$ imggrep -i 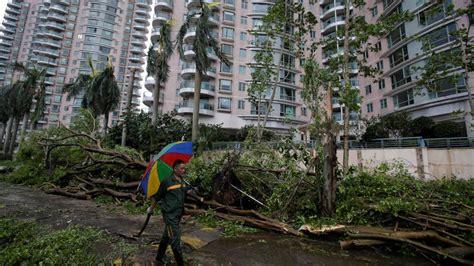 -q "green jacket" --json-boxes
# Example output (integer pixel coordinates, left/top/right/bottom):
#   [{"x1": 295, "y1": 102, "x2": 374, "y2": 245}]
[{"x1": 152, "y1": 176, "x2": 189, "y2": 219}]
